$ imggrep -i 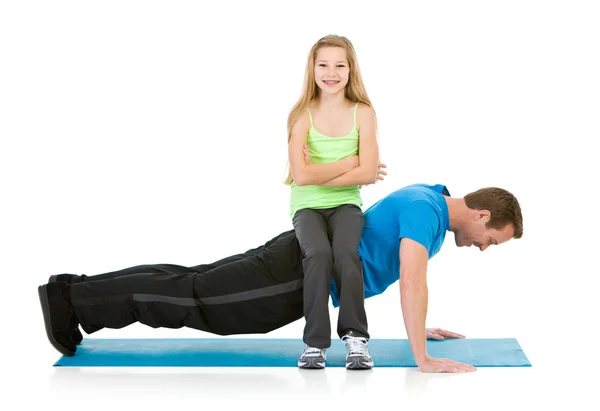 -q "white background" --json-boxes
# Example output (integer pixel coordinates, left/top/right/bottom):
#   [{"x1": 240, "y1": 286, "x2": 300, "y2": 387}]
[{"x1": 1, "y1": 1, "x2": 598, "y2": 410}]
